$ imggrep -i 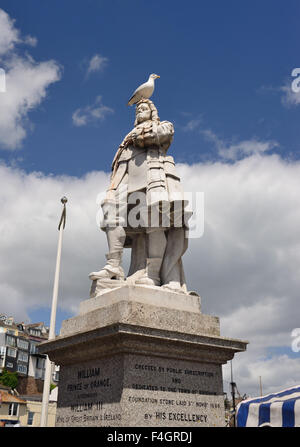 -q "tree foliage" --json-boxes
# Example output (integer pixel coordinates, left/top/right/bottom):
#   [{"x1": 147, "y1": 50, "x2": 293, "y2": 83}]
[{"x1": 0, "y1": 368, "x2": 18, "y2": 389}]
